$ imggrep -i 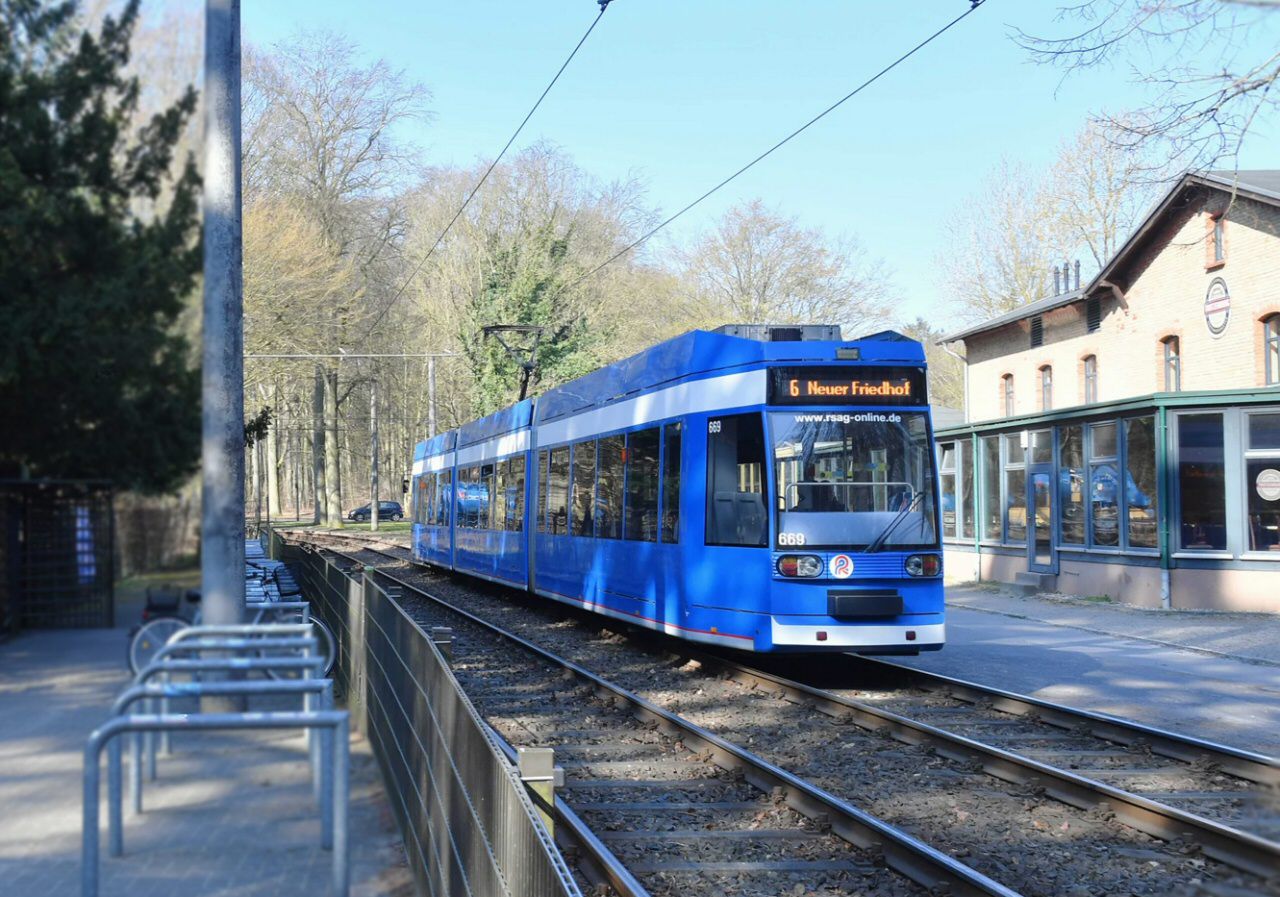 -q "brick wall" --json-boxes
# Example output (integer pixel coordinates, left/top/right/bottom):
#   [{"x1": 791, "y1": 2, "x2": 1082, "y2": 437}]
[{"x1": 963, "y1": 191, "x2": 1280, "y2": 422}]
